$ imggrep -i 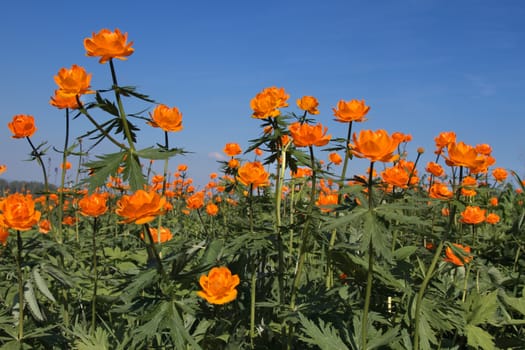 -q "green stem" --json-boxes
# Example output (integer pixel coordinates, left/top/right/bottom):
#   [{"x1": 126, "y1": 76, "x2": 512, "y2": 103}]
[
  {"x1": 15, "y1": 230, "x2": 24, "y2": 342},
  {"x1": 361, "y1": 161, "x2": 376, "y2": 350},
  {"x1": 91, "y1": 217, "x2": 98, "y2": 334},
  {"x1": 25, "y1": 137, "x2": 49, "y2": 195},
  {"x1": 57, "y1": 108, "x2": 71, "y2": 244},
  {"x1": 248, "y1": 185, "x2": 256, "y2": 347},
  {"x1": 109, "y1": 59, "x2": 136, "y2": 153},
  {"x1": 143, "y1": 223, "x2": 165, "y2": 276}
]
